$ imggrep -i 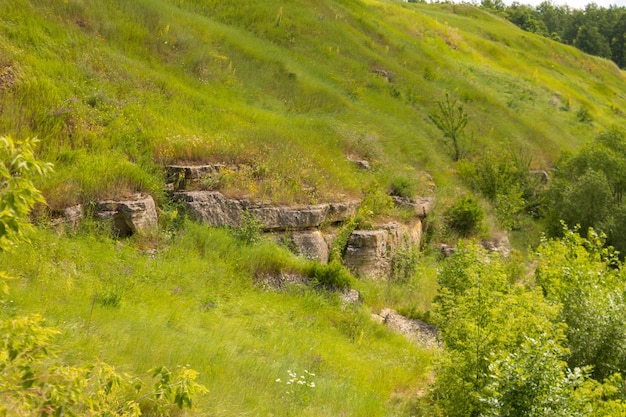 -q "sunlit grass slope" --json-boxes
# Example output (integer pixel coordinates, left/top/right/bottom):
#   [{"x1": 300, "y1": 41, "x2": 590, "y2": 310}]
[
  {"x1": 2, "y1": 1, "x2": 625, "y2": 415},
  {"x1": 1, "y1": 0, "x2": 624, "y2": 207},
  {"x1": 1, "y1": 224, "x2": 435, "y2": 416}
]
